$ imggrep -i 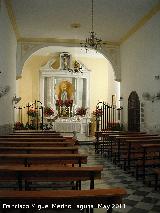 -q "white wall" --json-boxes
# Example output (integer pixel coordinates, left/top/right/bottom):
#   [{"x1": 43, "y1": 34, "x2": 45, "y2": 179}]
[
  {"x1": 107, "y1": 61, "x2": 120, "y2": 106},
  {"x1": 120, "y1": 12, "x2": 160, "y2": 132},
  {"x1": 0, "y1": 0, "x2": 17, "y2": 132}
]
